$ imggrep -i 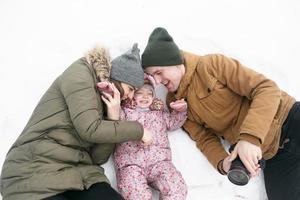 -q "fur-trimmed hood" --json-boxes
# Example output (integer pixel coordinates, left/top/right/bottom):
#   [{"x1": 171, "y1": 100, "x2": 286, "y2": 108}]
[{"x1": 85, "y1": 46, "x2": 111, "y2": 82}]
